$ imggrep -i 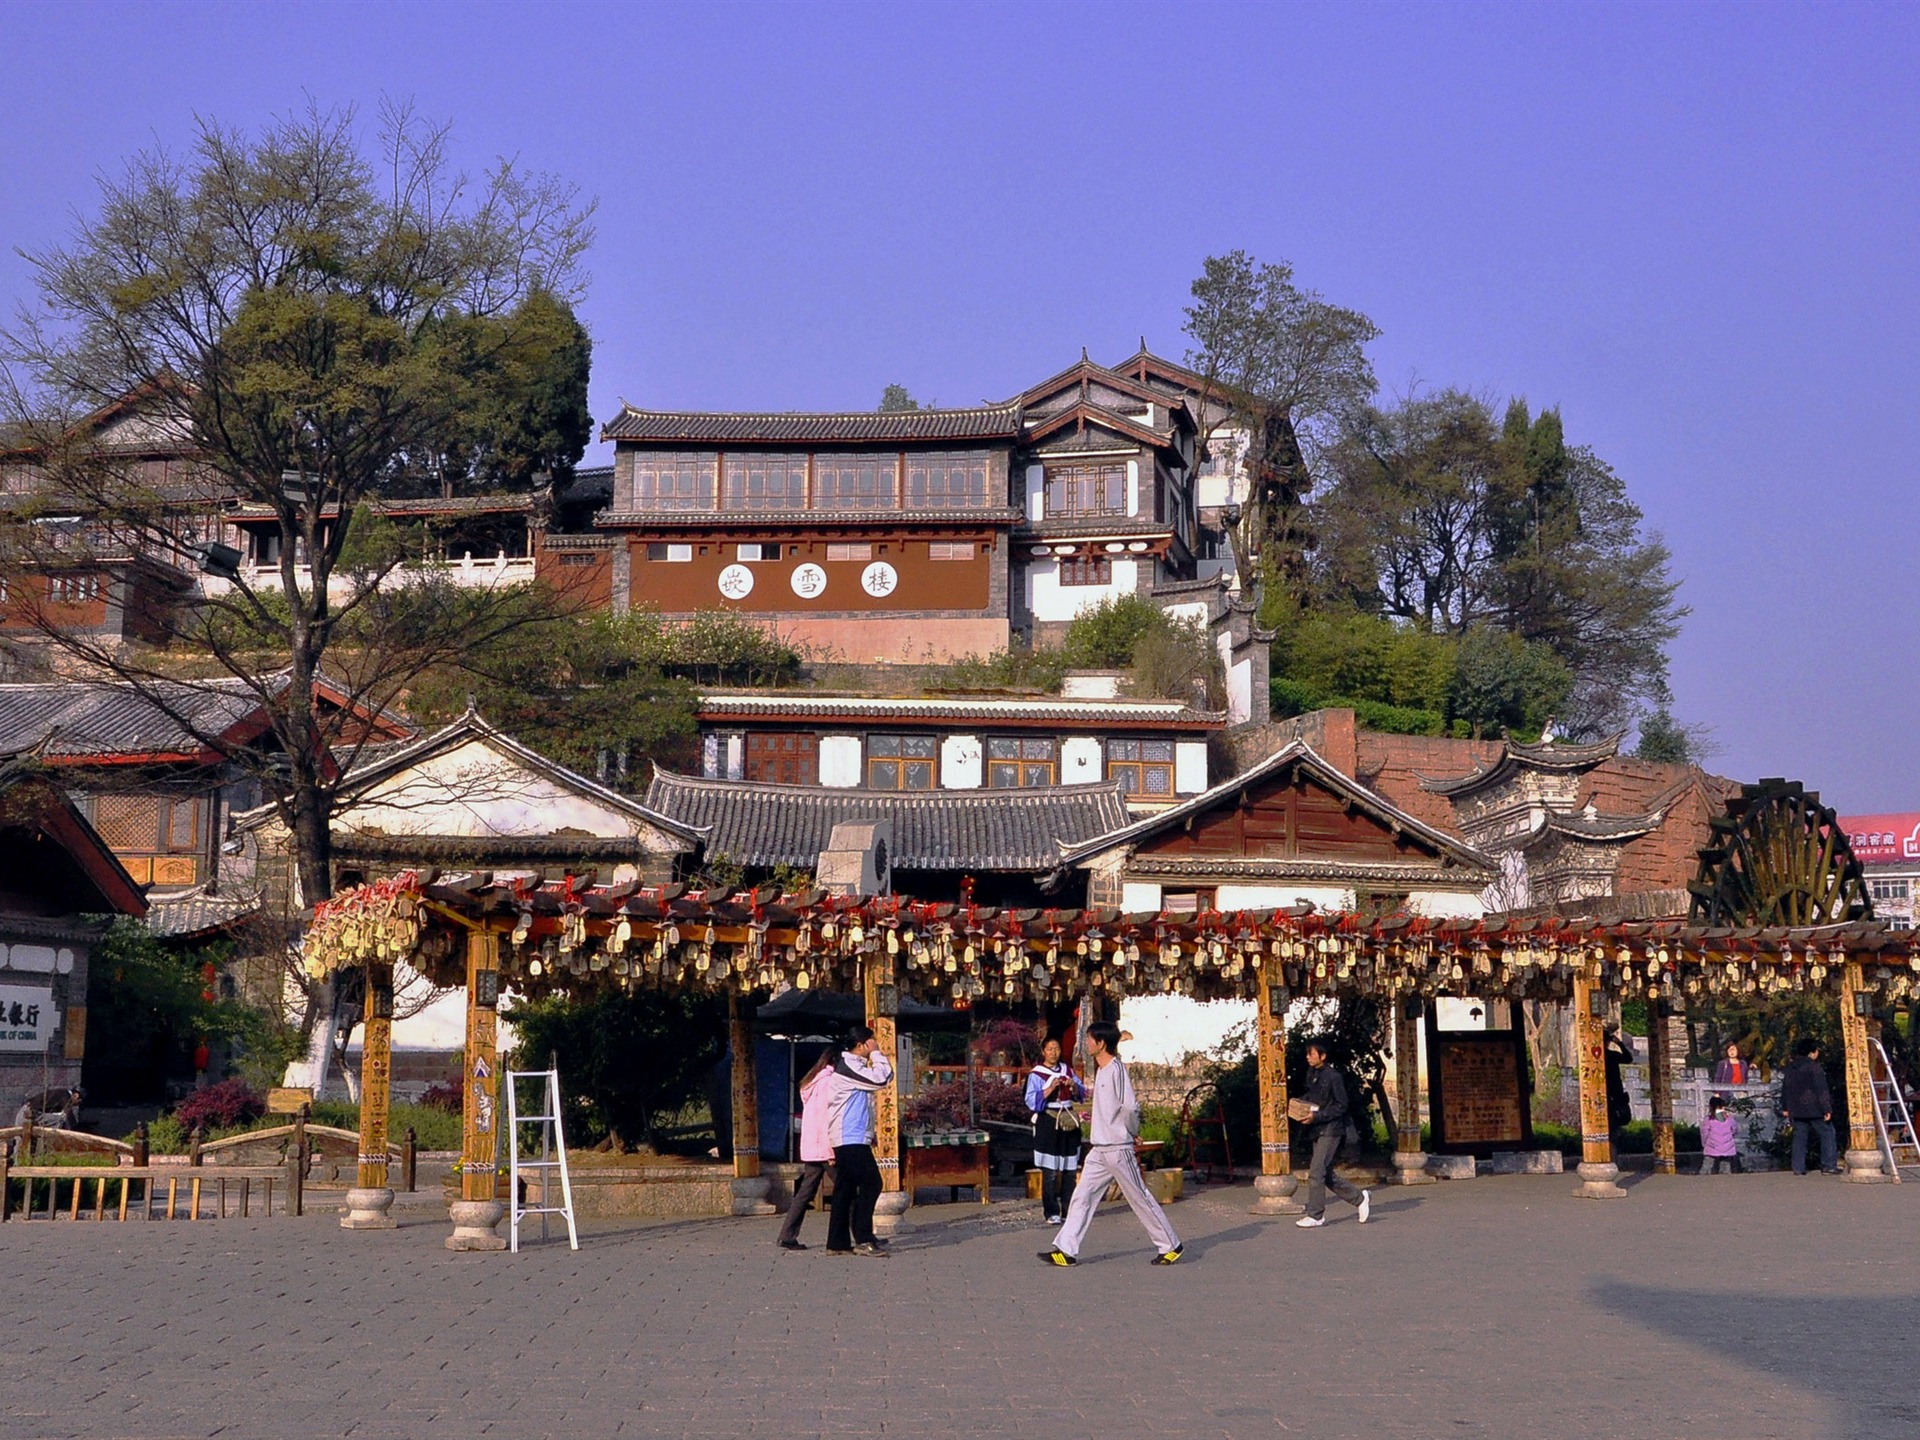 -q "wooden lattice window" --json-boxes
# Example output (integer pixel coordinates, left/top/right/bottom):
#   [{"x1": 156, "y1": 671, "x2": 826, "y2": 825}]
[
  {"x1": 1058, "y1": 555, "x2": 1112, "y2": 586},
  {"x1": 746, "y1": 732, "x2": 817, "y2": 785},
  {"x1": 867, "y1": 735, "x2": 936, "y2": 790},
  {"x1": 1044, "y1": 463, "x2": 1126, "y2": 518},
  {"x1": 987, "y1": 736, "x2": 1054, "y2": 788},
  {"x1": 1107, "y1": 738, "x2": 1174, "y2": 797}
]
